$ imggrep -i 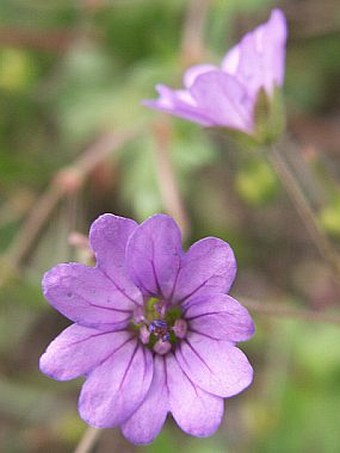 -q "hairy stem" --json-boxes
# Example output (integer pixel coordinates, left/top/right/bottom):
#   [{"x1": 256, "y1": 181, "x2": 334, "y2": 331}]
[
  {"x1": 152, "y1": 120, "x2": 190, "y2": 238},
  {"x1": 268, "y1": 143, "x2": 340, "y2": 276}
]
